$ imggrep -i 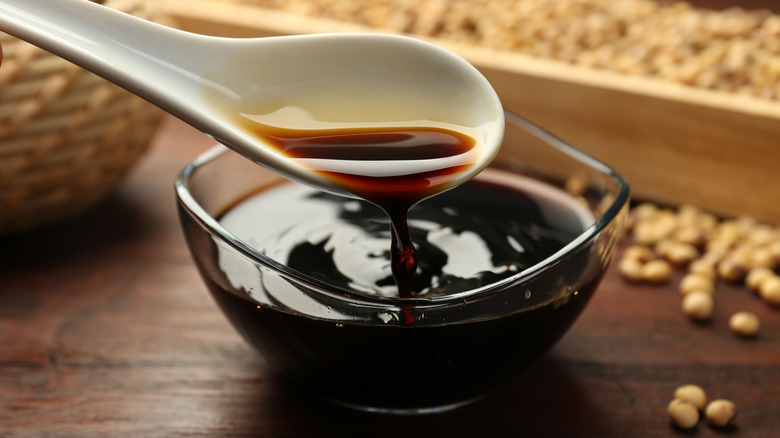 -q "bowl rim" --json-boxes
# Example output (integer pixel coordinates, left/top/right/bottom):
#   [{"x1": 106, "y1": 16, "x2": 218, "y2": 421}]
[{"x1": 175, "y1": 111, "x2": 629, "y2": 307}]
